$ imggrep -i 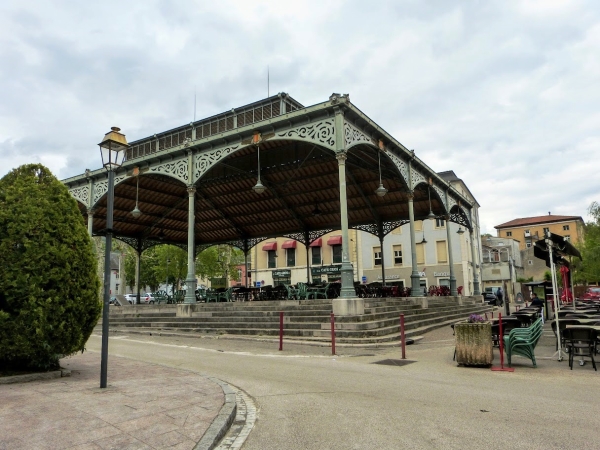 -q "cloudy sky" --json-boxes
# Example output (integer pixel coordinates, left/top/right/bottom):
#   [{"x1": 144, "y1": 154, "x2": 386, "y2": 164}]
[{"x1": 1, "y1": 0, "x2": 598, "y2": 234}]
